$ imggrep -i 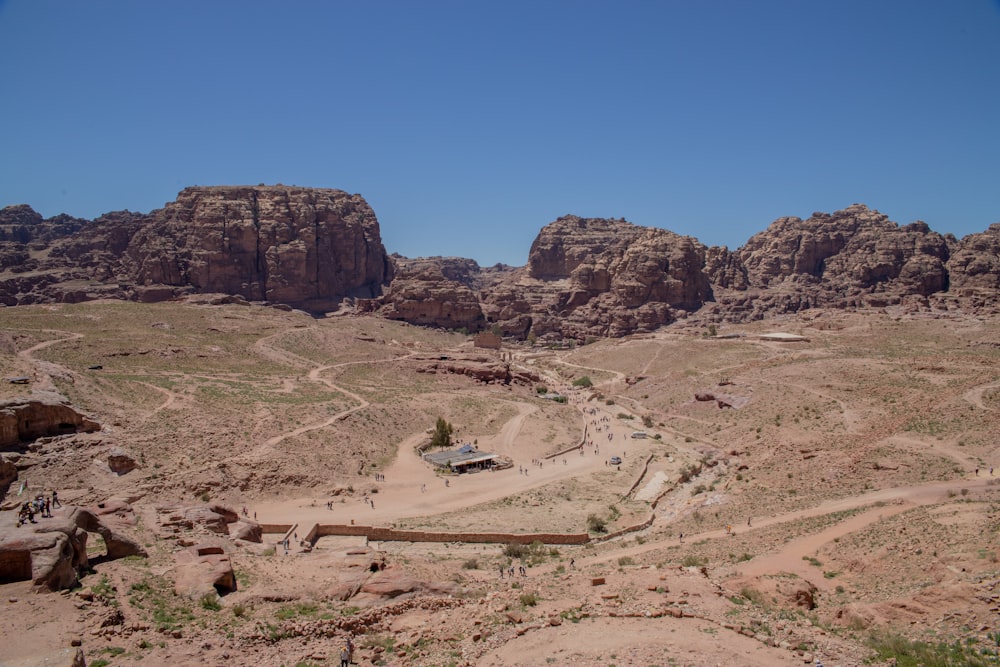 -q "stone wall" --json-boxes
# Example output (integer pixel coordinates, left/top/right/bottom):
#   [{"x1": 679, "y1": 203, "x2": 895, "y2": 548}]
[{"x1": 267, "y1": 523, "x2": 591, "y2": 546}]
